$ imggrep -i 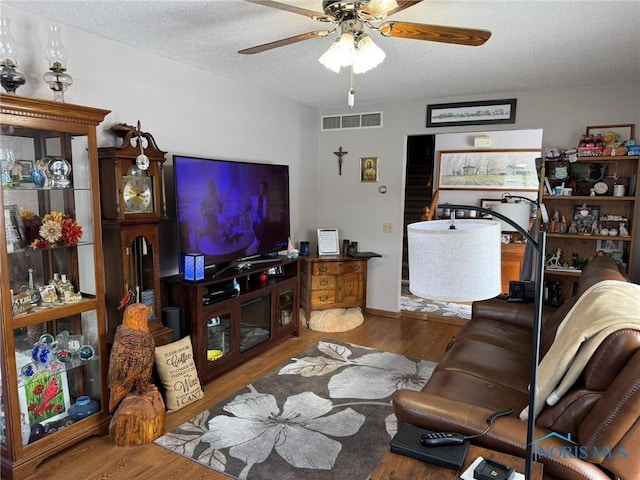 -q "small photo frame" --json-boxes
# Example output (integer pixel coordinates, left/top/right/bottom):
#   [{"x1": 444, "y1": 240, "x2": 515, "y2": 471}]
[
  {"x1": 17, "y1": 160, "x2": 34, "y2": 179},
  {"x1": 360, "y1": 157, "x2": 378, "y2": 182},
  {"x1": 317, "y1": 228, "x2": 339, "y2": 256},
  {"x1": 480, "y1": 198, "x2": 503, "y2": 217},
  {"x1": 19, "y1": 369, "x2": 71, "y2": 427},
  {"x1": 596, "y1": 239, "x2": 623, "y2": 254},
  {"x1": 4, "y1": 204, "x2": 25, "y2": 251},
  {"x1": 572, "y1": 204, "x2": 600, "y2": 232}
]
